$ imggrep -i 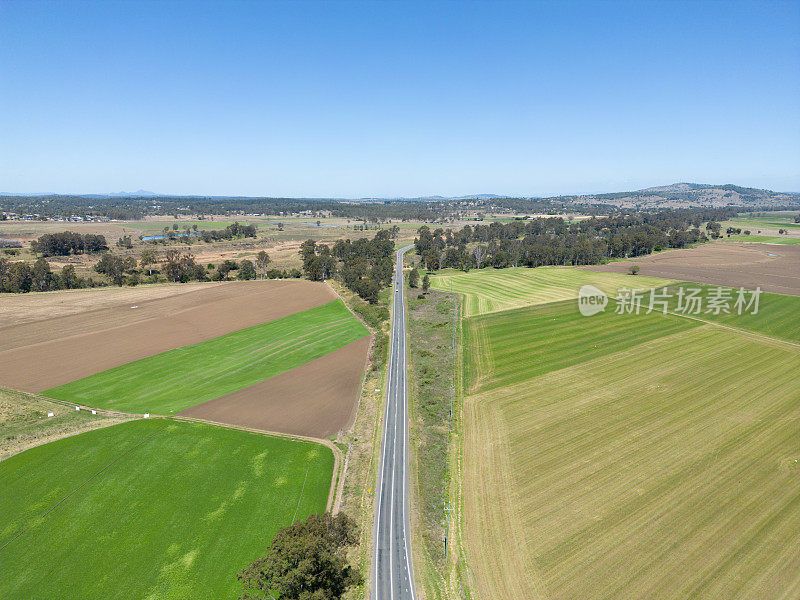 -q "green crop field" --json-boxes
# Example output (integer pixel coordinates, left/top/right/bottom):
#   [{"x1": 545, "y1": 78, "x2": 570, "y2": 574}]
[
  {"x1": 722, "y1": 235, "x2": 800, "y2": 244},
  {"x1": 459, "y1": 267, "x2": 800, "y2": 600},
  {"x1": 44, "y1": 300, "x2": 369, "y2": 413},
  {"x1": 430, "y1": 267, "x2": 675, "y2": 317},
  {"x1": 0, "y1": 418, "x2": 333, "y2": 600},
  {"x1": 723, "y1": 215, "x2": 800, "y2": 231}
]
